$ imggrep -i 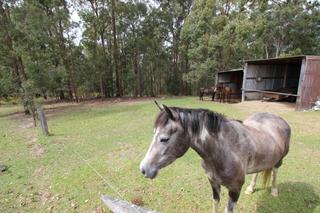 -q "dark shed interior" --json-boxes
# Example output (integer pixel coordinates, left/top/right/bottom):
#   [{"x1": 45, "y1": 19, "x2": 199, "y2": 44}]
[
  {"x1": 216, "y1": 69, "x2": 243, "y2": 98},
  {"x1": 243, "y1": 57, "x2": 303, "y2": 101}
]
